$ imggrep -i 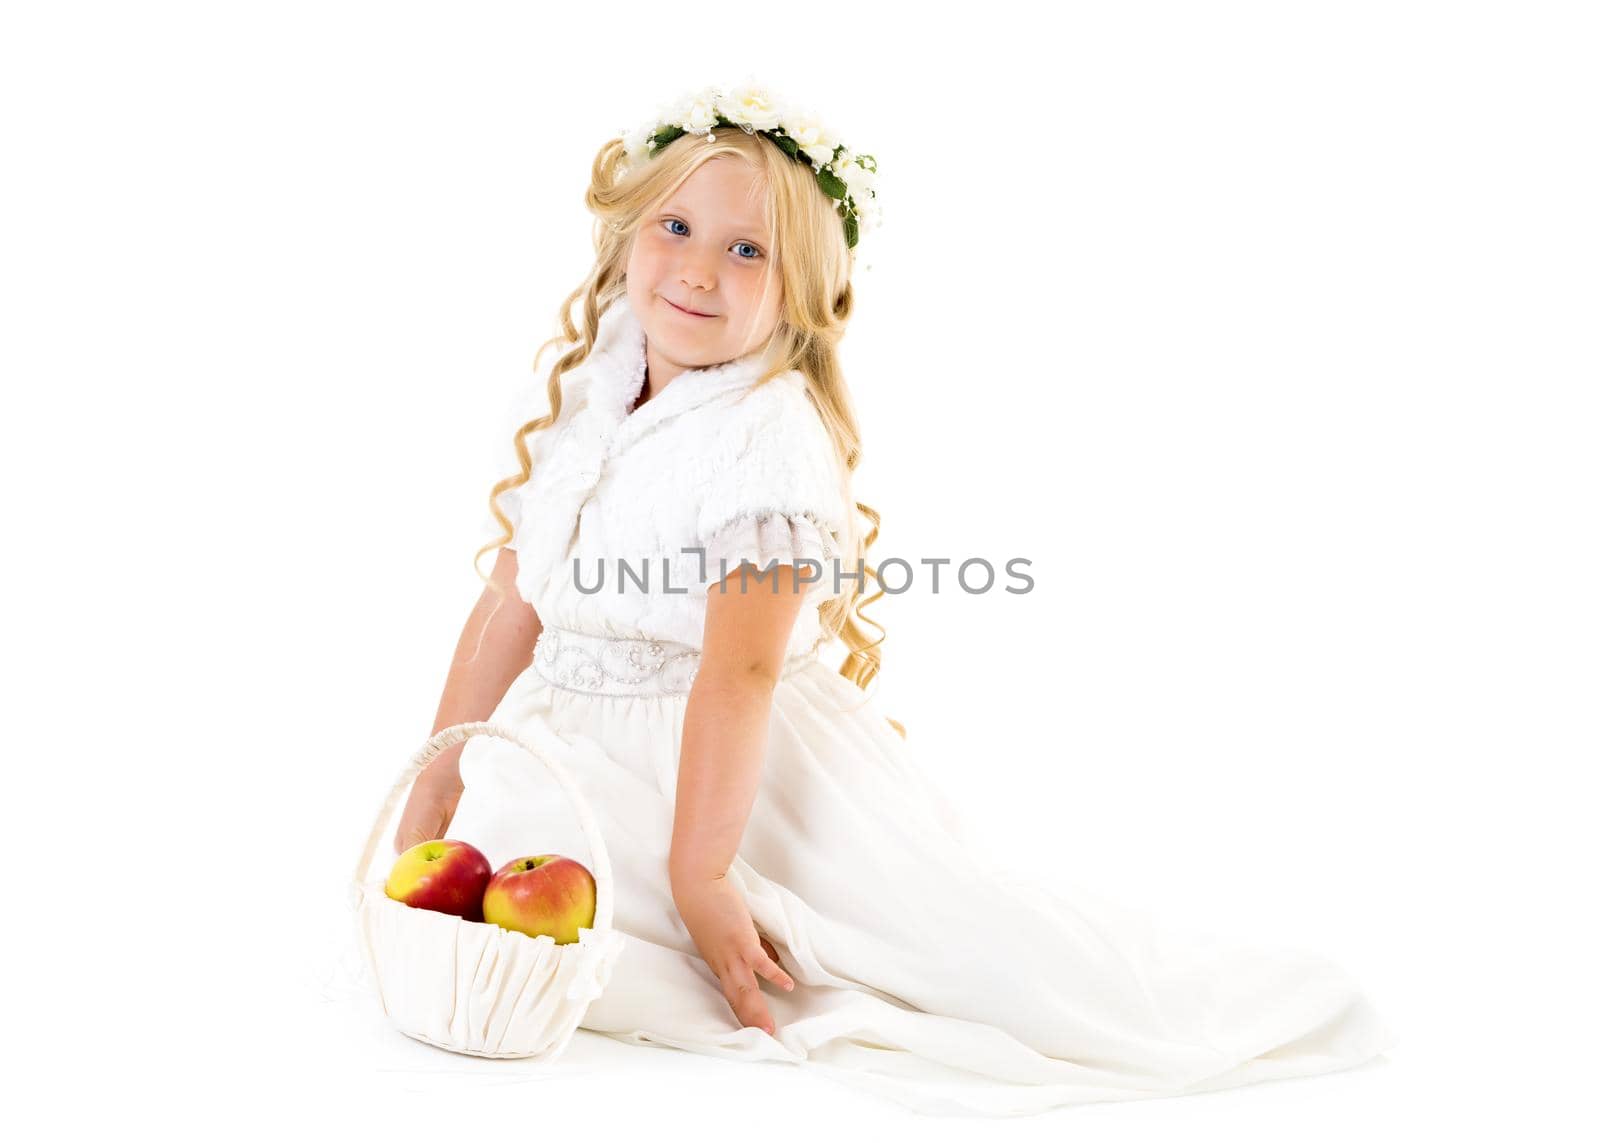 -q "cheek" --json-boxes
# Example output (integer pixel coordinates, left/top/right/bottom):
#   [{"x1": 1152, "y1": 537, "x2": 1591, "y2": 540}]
[
  {"x1": 742, "y1": 275, "x2": 782, "y2": 321},
  {"x1": 624, "y1": 239, "x2": 650, "y2": 275},
  {"x1": 627, "y1": 231, "x2": 669, "y2": 272}
]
